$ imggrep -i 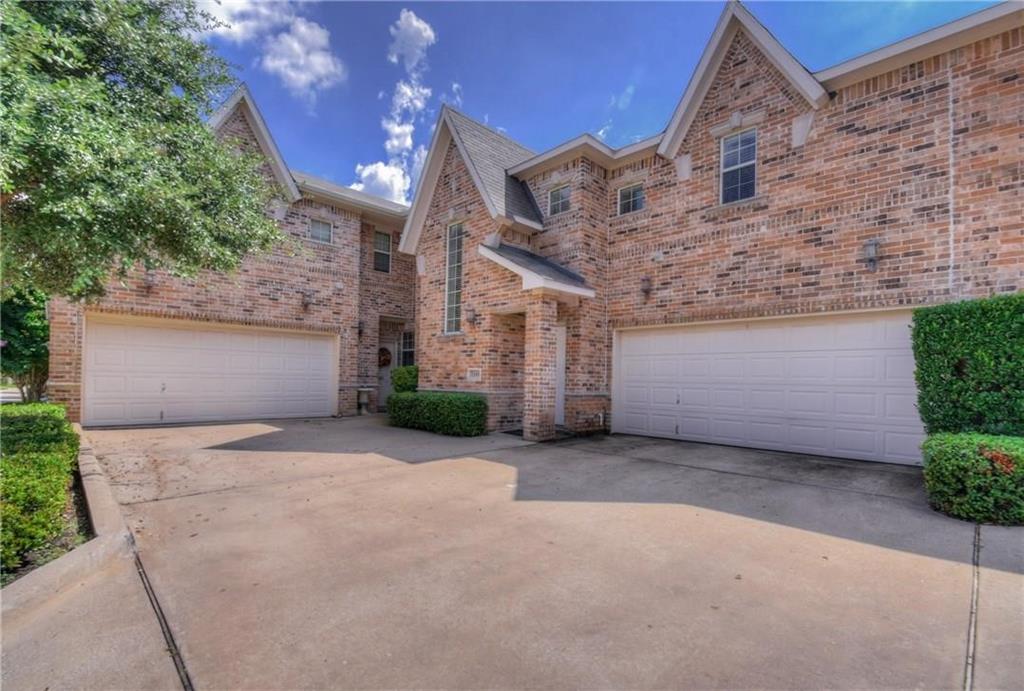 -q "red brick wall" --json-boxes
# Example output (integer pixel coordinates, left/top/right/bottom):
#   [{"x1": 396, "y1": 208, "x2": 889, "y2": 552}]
[
  {"x1": 48, "y1": 102, "x2": 414, "y2": 422},
  {"x1": 415, "y1": 24, "x2": 1022, "y2": 438},
  {"x1": 358, "y1": 221, "x2": 416, "y2": 411}
]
